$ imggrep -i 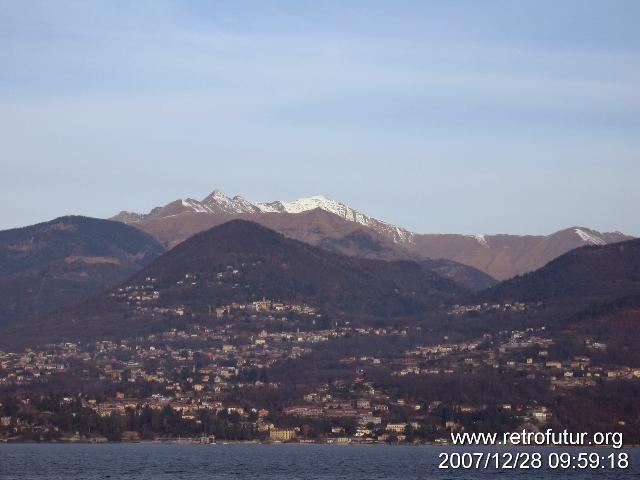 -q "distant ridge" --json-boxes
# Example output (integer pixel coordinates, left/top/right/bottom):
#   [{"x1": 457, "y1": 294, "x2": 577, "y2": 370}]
[
  {"x1": 113, "y1": 190, "x2": 412, "y2": 244},
  {"x1": 478, "y1": 238, "x2": 640, "y2": 312},
  {"x1": 111, "y1": 189, "x2": 633, "y2": 280}
]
